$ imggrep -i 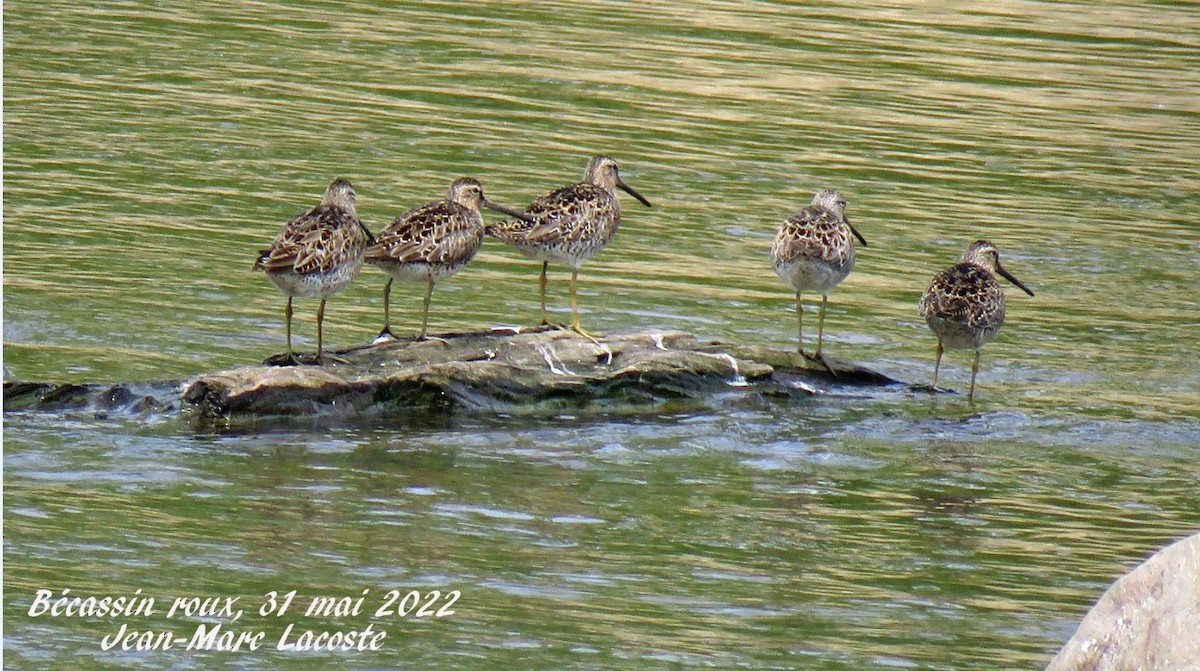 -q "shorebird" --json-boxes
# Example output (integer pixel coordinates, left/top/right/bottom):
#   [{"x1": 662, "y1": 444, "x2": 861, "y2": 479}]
[
  {"x1": 366, "y1": 177, "x2": 531, "y2": 340},
  {"x1": 918, "y1": 239, "x2": 1035, "y2": 401},
  {"x1": 254, "y1": 177, "x2": 373, "y2": 365},
  {"x1": 485, "y1": 155, "x2": 652, "y2": 335},
  {"x1": 770, "y1": 188, "x2": 868, "y2": 359}
]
